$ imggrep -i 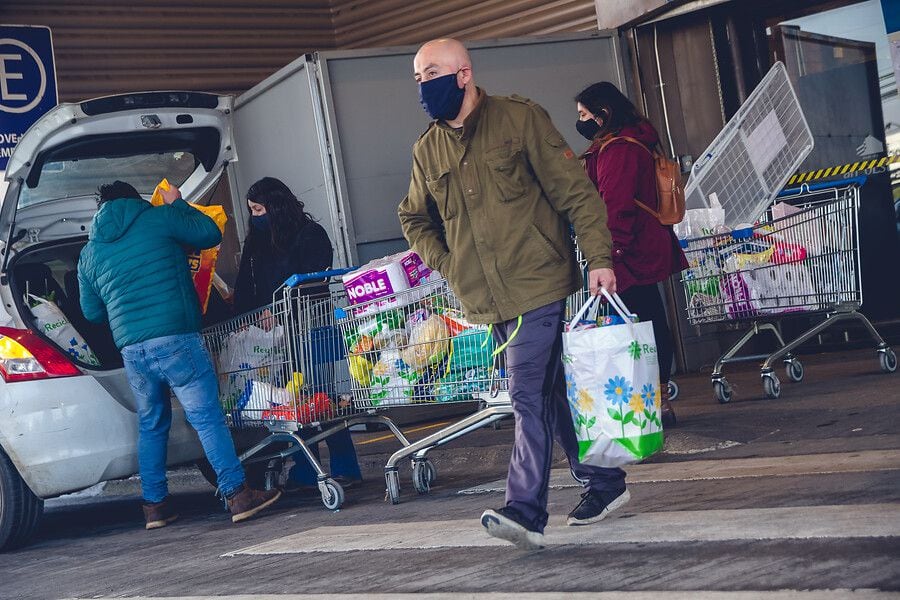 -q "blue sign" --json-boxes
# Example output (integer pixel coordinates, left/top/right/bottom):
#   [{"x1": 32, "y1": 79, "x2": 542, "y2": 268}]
[
  {"x1": 883, "y1": 0, "x2": 900, "y2": 34},
  {"x1": 0, "y1": 25, "x2": 58, "y2": 171}
]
